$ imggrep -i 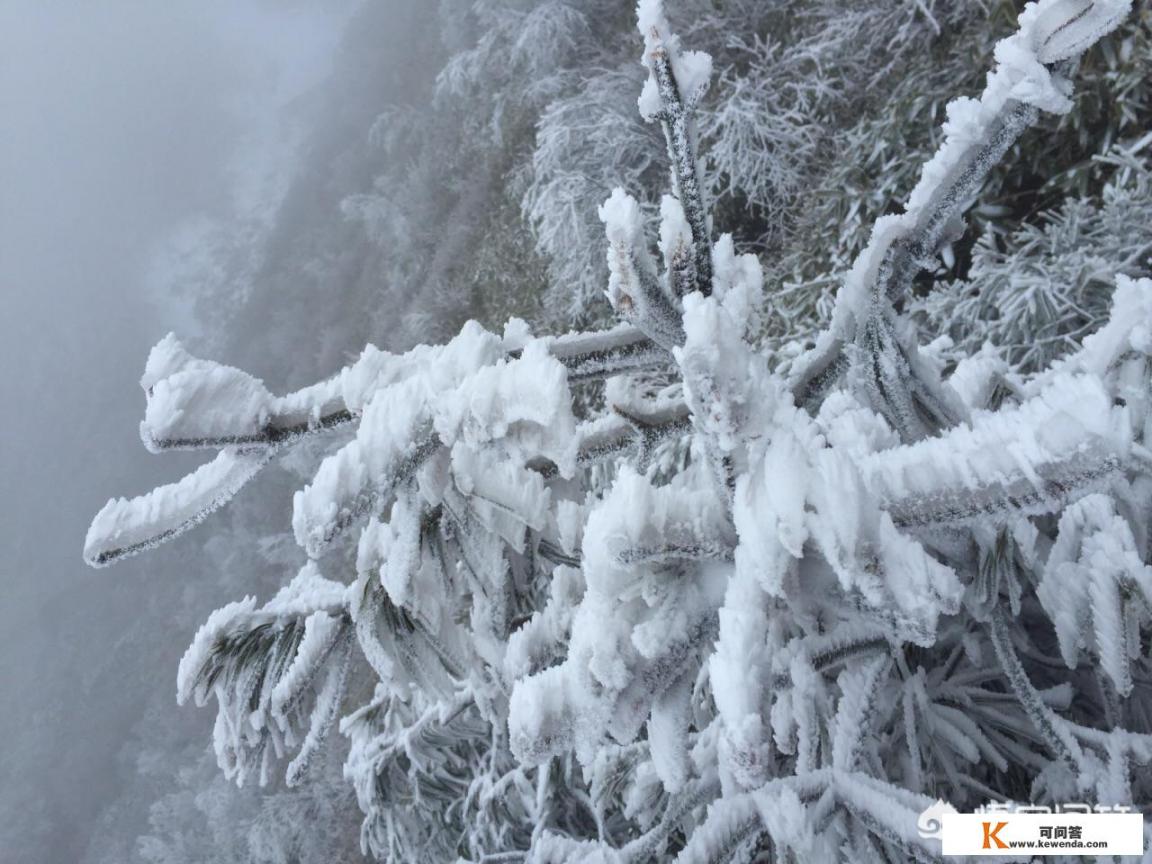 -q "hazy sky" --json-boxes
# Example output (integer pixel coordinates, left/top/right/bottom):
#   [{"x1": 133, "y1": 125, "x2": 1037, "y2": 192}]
[{"x1": 0, "y1": 2, "x2": 353, "y2": 859}]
